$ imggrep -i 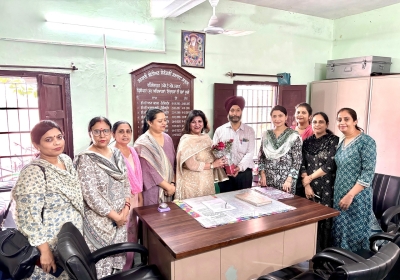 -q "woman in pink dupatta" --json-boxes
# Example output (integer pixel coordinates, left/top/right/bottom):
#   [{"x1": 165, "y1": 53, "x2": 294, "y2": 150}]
[
  {"x1": 291, "y1": 102, "x2": 313, "y2": 141},
  {"x1": 112, "y1": 121, "x2": 143, "y2": 270}
]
